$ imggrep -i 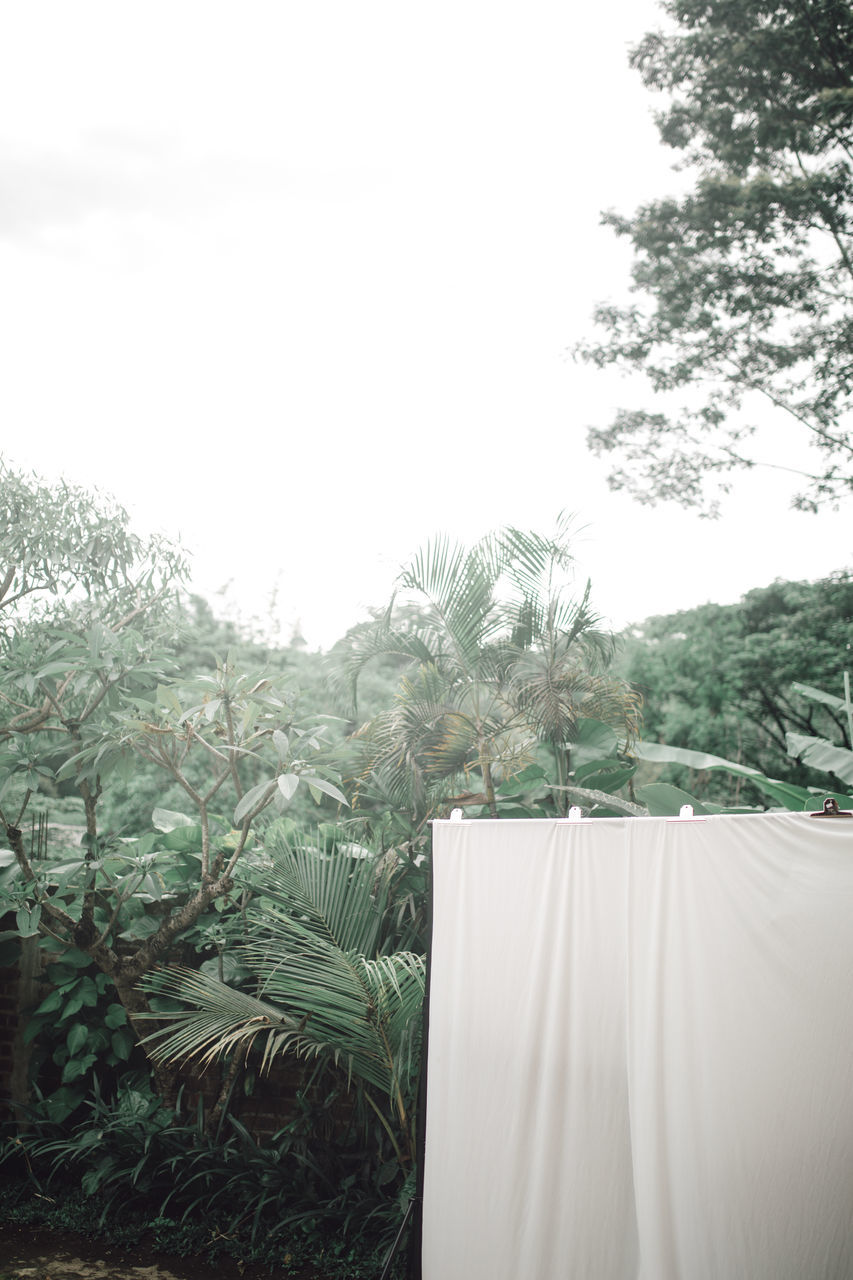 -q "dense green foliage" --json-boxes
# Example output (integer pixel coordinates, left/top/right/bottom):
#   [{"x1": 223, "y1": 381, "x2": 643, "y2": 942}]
[
  {"x1": 0, "y1": 462, "x2": 350, "y2": 1117},
  {"x1": 333, "y1": 519, "x2": 640, "y2": 829},
  {"x1": 2, "y1": 459, "x2": 853, "y2": 1277},
  {"x1": 620, "y1": 572, "x2": 853, "y2": 803},
  {"x1": 576, "y1": 0, "x2": 853, "y2": 512}
]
